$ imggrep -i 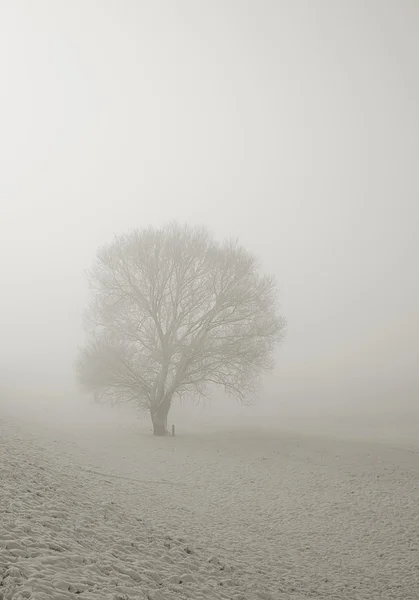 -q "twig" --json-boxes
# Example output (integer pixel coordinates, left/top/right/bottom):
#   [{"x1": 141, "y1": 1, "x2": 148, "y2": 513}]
[{"x1": 79, "y1": 466, "x2": 182, "y2": 487}]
